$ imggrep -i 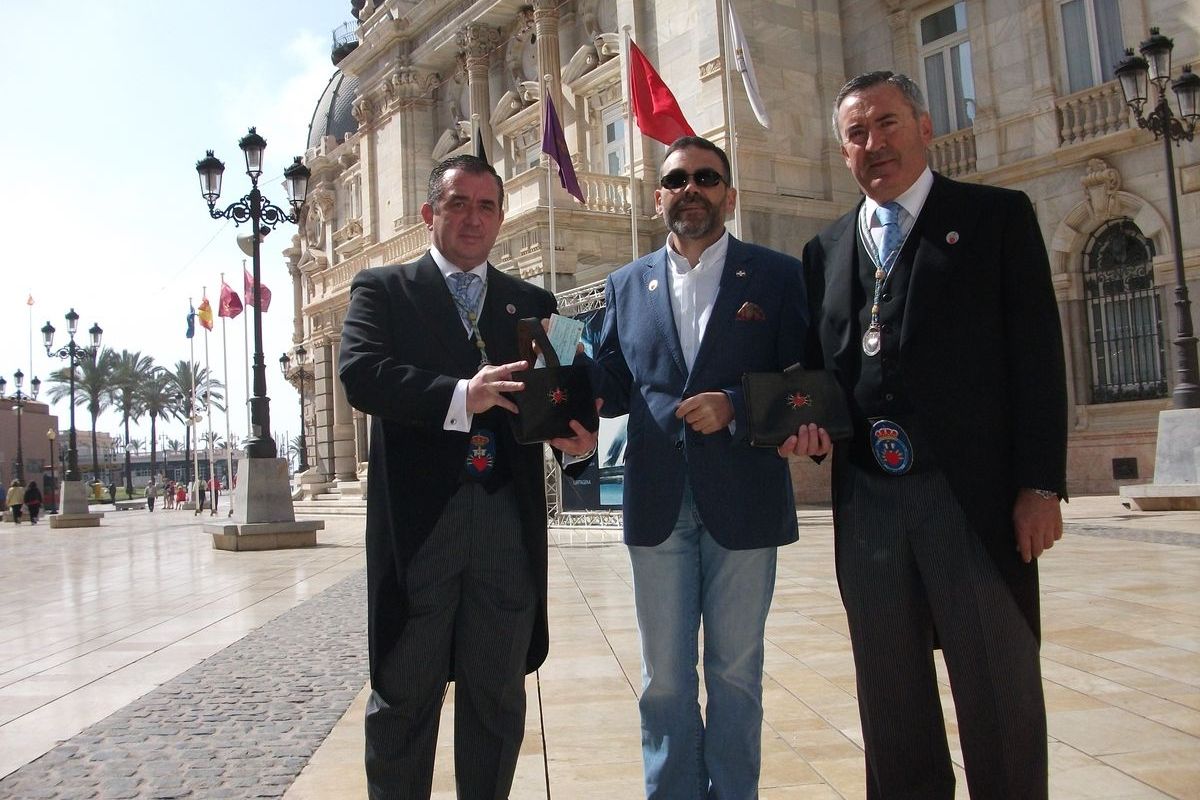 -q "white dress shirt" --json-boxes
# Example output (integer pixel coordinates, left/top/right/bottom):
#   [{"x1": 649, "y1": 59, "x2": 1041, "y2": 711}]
[
  {"x1": 666, "y1": 231, "x2": 729, "y2": 371},
  {"x1": 858, "y1": 167, "x2": 934, "y2": 263}
]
